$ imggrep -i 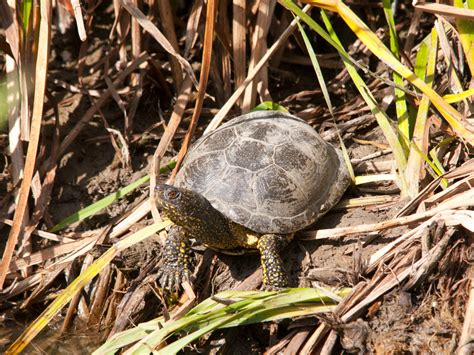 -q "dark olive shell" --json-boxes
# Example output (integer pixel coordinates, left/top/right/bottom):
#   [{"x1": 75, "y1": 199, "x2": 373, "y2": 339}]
[{"x1": 175, "y1": 111, "x2": 350, "y2": 234}]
